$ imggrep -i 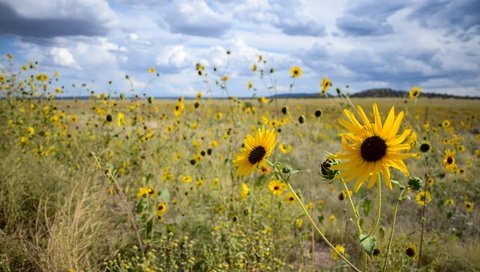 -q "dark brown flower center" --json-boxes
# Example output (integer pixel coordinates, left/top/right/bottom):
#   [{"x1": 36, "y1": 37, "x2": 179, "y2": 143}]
[
  {"x1": 405, "y1": 247, "x2": 415, "y2": 257},
  {"x1": 274, "y1": 185, "x2": 279, "y2": 190},
  {"x1": 447, "y1": 157, "x2": 453, "y2": 164},
  {"x1": 248, "y1": 146, "x2": 266, "y2": 164},
  {"x1": 361, "y1": 136, "x2": 387, "y2": 162}
]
